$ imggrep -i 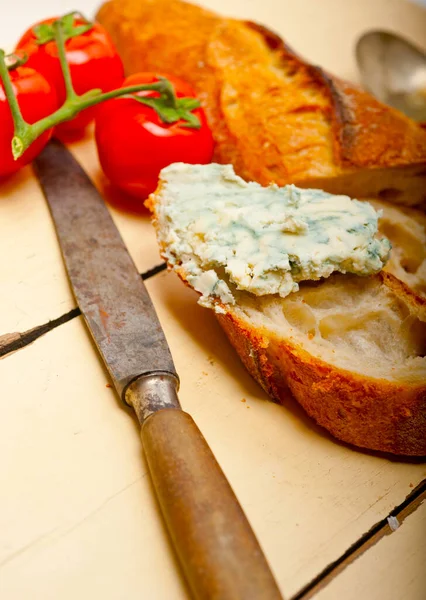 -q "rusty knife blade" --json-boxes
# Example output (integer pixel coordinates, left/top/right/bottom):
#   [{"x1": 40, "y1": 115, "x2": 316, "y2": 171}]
[{"x1": 33, "y1": 139, "x2": 176, "y2": 397}]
